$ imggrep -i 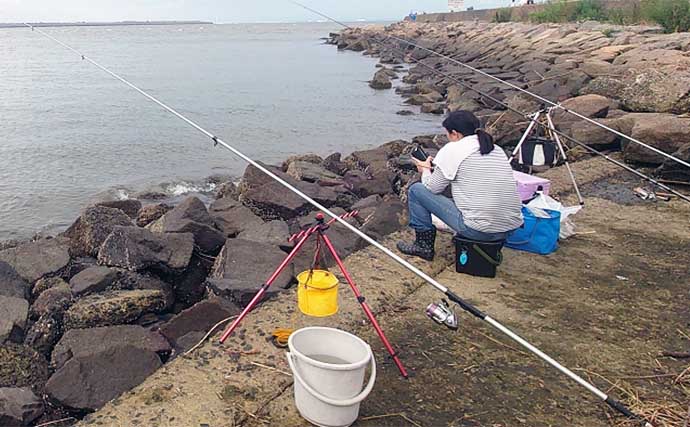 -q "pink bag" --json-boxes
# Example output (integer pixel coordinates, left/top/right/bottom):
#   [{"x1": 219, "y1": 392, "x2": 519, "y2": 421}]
[{"x1": 513, "y1": 171, "x2": 551, "y2": 202}]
